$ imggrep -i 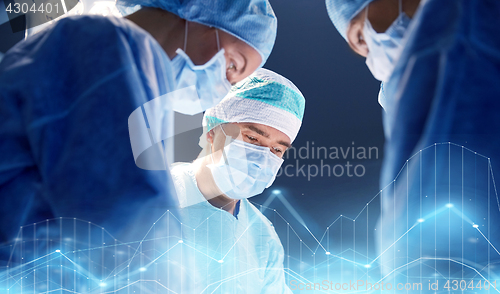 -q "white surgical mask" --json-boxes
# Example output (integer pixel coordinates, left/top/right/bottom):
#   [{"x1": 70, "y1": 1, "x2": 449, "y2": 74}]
[
  {"x1": 378, "y1": 82, "x2": 387, "y2": 109},
  {"x1": 363, "y1": 0, "x2": 411, "y2": 82},
  {"x1": 169, "y1": 21, "x2": 232, "y2": 115},
  {"x1": 207, "y1": 125, "x2": 284, "y2": 199}
]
